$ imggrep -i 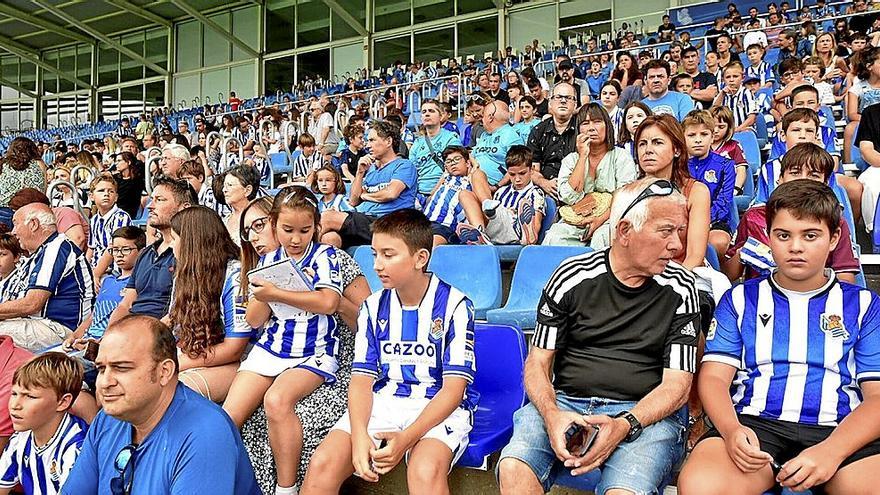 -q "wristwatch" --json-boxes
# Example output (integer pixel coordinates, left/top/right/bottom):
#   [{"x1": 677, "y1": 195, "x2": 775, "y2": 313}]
[{"x1": 614, "y1": 410, "x2": 643, "y2": 443}]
